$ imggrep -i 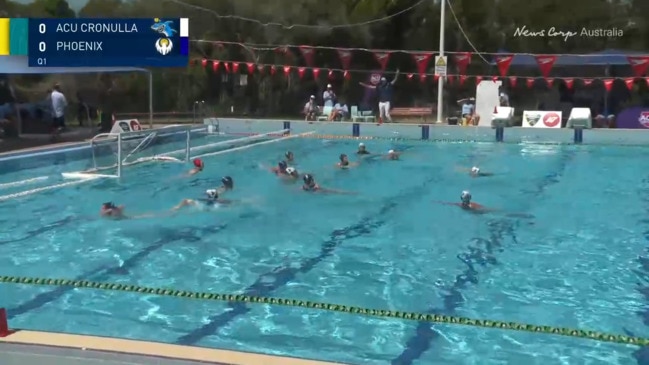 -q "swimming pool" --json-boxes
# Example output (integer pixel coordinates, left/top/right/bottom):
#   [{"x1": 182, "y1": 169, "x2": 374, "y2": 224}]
[{"x1": 0, "y1": 131, "x2": 648, "y2": 365}]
